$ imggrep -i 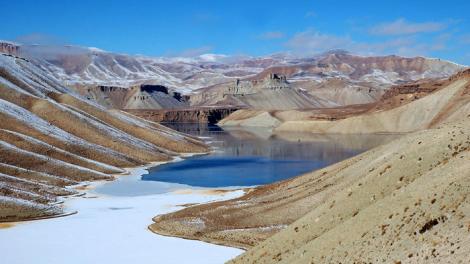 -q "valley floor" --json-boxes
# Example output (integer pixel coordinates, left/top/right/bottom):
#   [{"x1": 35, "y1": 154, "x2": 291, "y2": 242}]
[{"x1": 0, "y1": 166, "x2": 244, "y2": 264}]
